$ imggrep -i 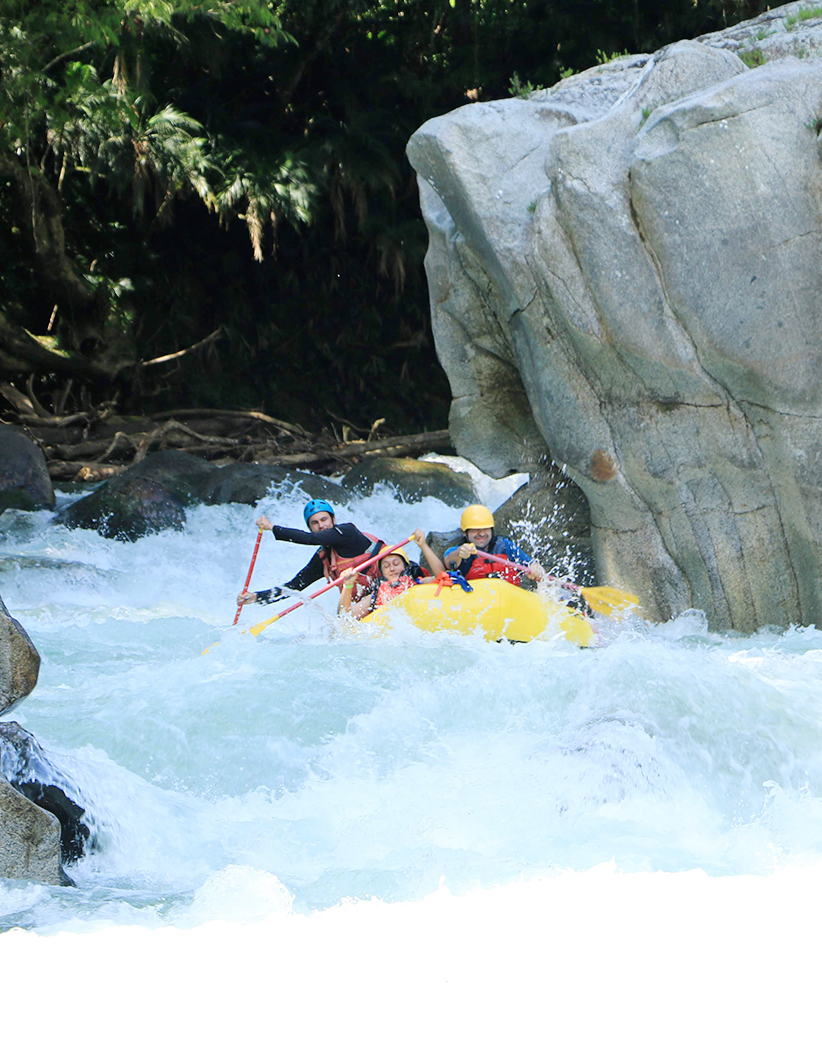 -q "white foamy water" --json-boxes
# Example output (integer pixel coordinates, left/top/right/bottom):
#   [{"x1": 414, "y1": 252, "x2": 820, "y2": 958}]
[{"x1": 2, "y1": 476, "x2": 822, "y2": 1034}]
